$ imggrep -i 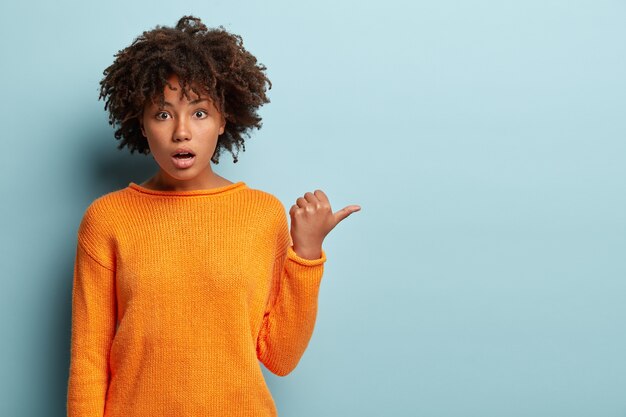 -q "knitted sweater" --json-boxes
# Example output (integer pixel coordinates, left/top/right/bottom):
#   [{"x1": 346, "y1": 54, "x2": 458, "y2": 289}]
[{"x1": 66, "y1": 181, "x2": 327, "y2": 417}]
